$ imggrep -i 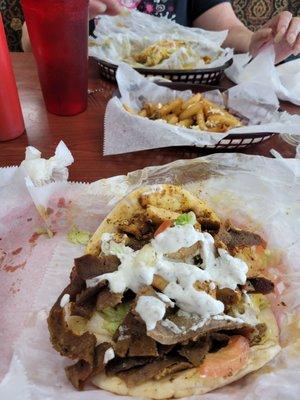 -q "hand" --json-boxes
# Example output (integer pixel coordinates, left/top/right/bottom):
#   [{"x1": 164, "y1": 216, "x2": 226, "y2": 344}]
[
  {"x1": 249, "y1": 12, "x2": 300, "y2": 64},
  {"x1": 89, "y1": 0, "x2": 123, "y2": 19}
]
